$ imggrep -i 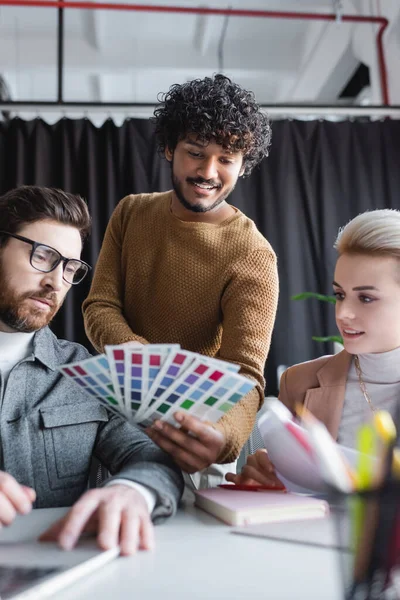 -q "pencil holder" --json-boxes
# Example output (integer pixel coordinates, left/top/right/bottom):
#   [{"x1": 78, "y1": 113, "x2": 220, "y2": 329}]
[{"x1": 331, "y1": 482, "x2": 400, "y2": 600}]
